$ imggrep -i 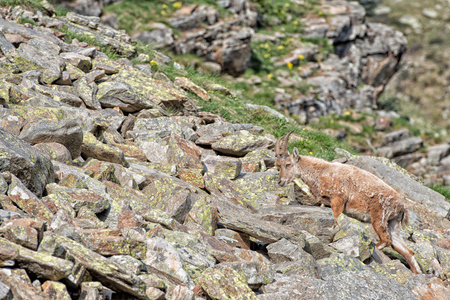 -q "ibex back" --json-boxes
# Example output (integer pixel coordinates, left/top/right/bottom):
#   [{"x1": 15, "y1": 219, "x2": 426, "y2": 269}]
[{"x1": 275, "y1": 131, "x2": 421, "y2": 274}]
